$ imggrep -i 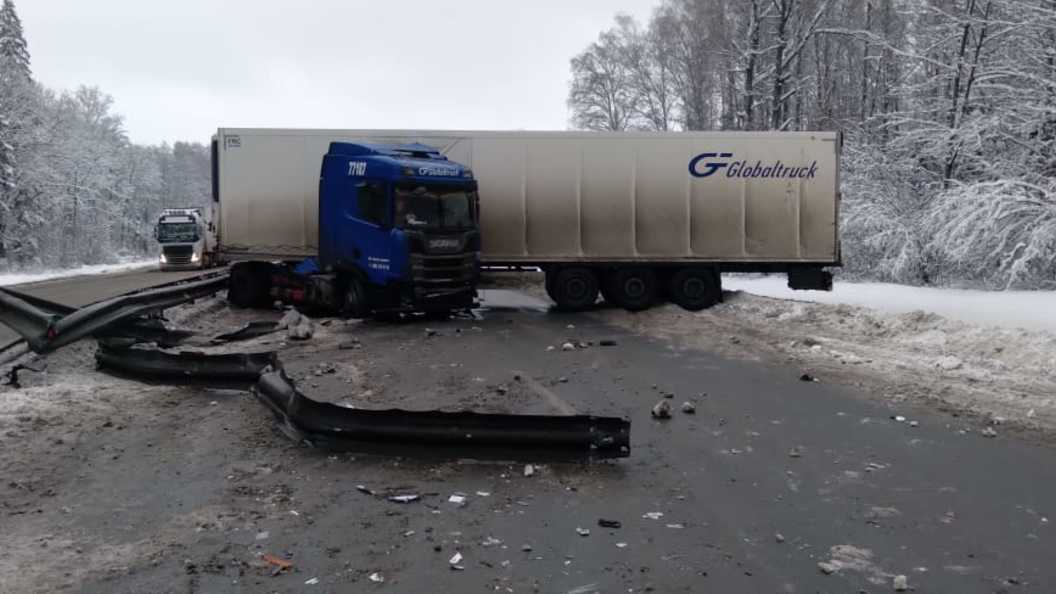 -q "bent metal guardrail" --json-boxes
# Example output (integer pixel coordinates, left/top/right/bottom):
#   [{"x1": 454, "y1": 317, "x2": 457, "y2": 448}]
[{"x1": 0, "y1": 273, "x2": 227, "y2": 354}]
